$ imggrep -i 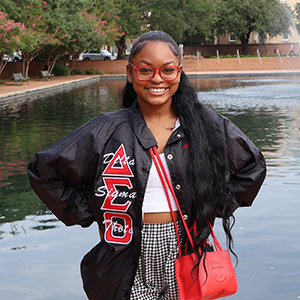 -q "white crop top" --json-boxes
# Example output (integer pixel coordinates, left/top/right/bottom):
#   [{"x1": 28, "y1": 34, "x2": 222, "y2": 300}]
[{"x1": 142, "y1": 153, "x2": 178, "y2": 213}]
